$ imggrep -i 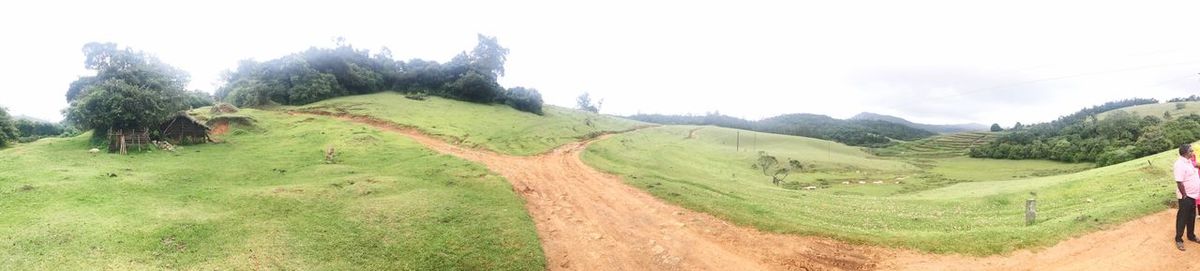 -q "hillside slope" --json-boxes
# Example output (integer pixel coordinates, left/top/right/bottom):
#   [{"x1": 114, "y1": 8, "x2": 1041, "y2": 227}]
[
  {"x1": 1098, "y1": 101, "x2": 1200, "y2": 119},
  {"x1": 628, "y1": 112, "x2": 937, "y2": 147},
  {"x1": 297, "y1": 92, "x2": 647, "y2": 156},
  {"x1": 582, "y1": 125, "x2": 1171, "y2": 254},
  {"x1": 850, "y1": 112, "x2": 987, "y2": 134},
  {"x1": 0, "y1": 108, "x2": 545, "y2": 270},
  {"x1": 877, "y1": 132, "x2": 999, "y2": 158}
]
